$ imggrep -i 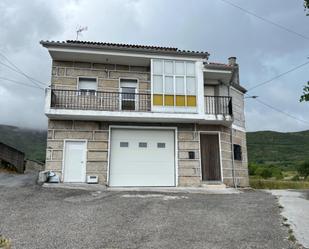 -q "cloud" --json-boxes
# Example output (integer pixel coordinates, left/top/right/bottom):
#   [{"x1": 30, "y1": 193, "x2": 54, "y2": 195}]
[{"x1": 0, "y1": 0, "x2": 308, "y2": 131}]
